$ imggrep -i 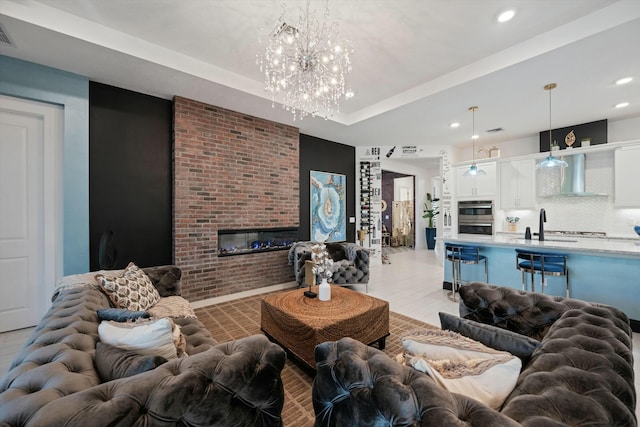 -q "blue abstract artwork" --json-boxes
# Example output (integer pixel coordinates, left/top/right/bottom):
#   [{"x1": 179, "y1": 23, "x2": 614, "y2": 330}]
[{"x1": 310, "y1": 170, "x2": 346, "y2": 242}]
